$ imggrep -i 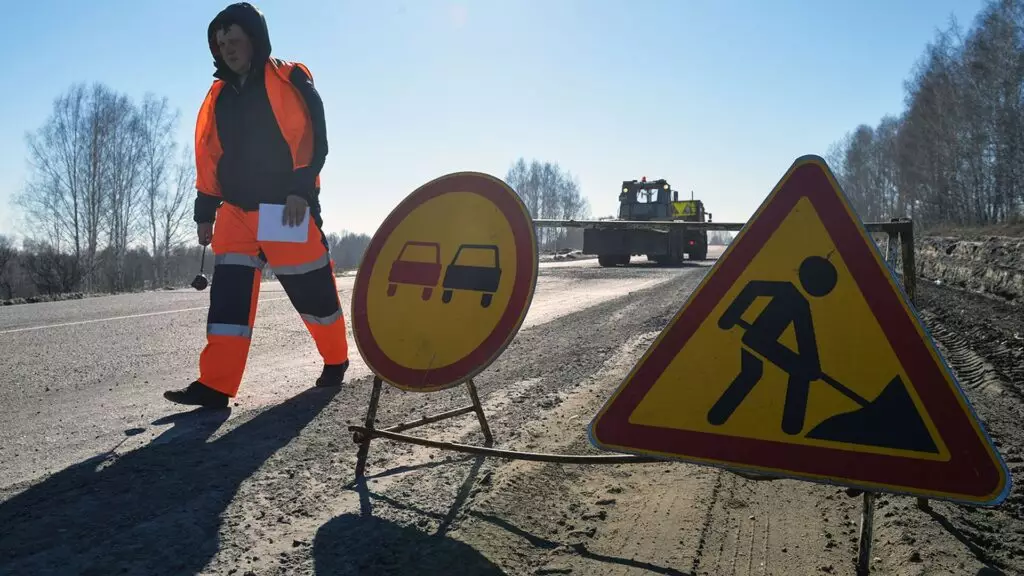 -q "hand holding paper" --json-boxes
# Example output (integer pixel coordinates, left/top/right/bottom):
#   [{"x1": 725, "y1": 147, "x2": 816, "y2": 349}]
[
  {"x1": 257, "y1": 203, "x2": 309, "y2": 243},
  {"x1": 283, "y1": 194, "x2": 308, "y2": 227}
]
